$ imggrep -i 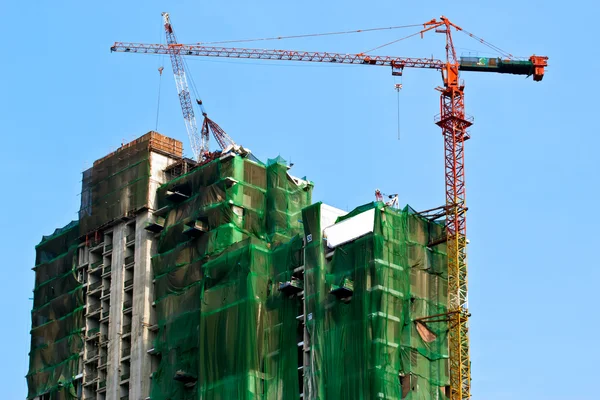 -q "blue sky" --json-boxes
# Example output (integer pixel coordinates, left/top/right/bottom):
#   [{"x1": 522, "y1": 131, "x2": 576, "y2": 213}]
[{"x1": 1, "y1": 1, "x2": 597, "y2": 398}]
